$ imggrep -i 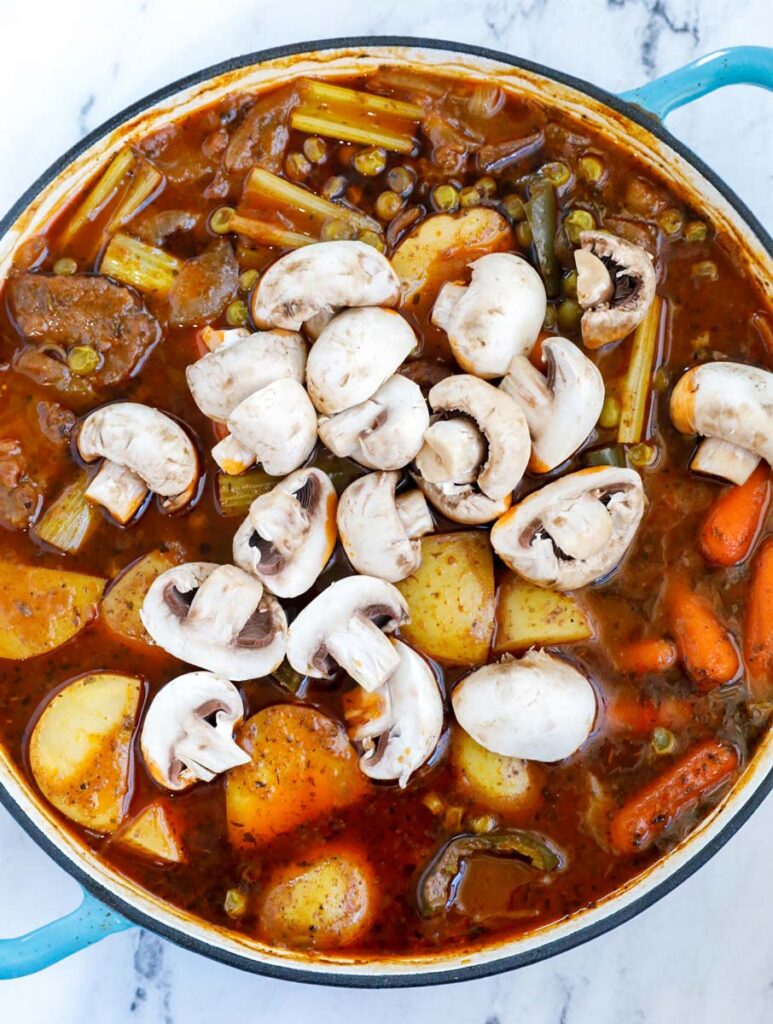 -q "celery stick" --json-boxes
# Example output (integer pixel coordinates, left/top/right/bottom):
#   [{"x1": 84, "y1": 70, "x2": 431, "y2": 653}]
[{"x1": 618, "y1": 296, "x2": 664, "y2": 445}]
